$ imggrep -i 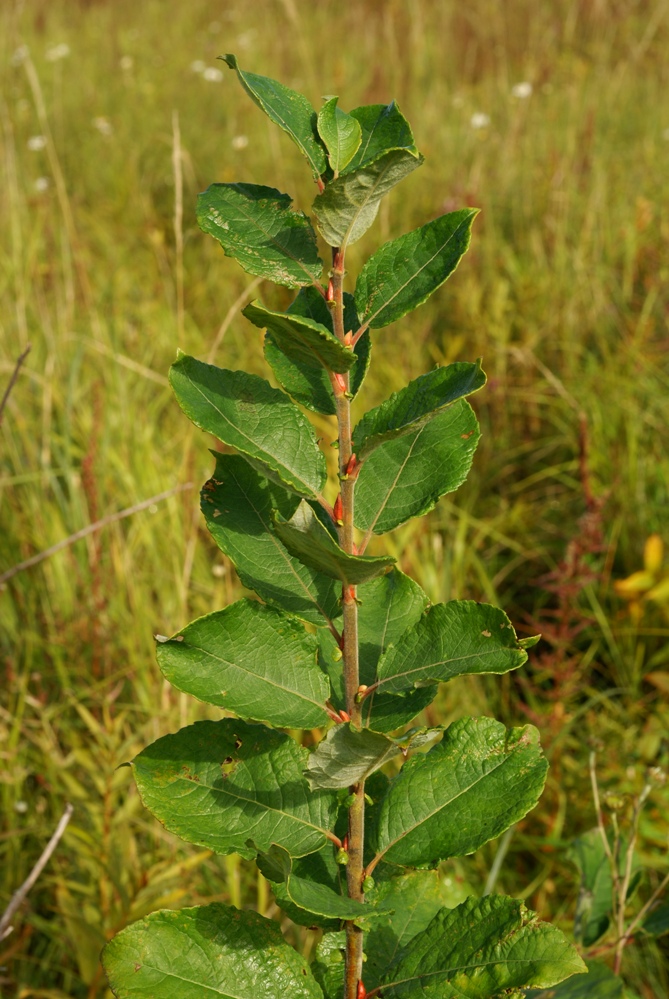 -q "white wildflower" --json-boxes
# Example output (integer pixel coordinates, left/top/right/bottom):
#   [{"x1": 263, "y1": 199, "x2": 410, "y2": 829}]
[
  {"x1": 470, "y1": 112, "x2": 490, "y2": 129},
  {"x1": 34, "y1": 176, "x2": 50, "y2": 192},
  {"x1": 190, "y1": 59, "x2": 206, "y2": 74},
  {"x1": 45, "y1": 43, "x2": 71, "y2": 62},
  {"x1": 92, "y1": 116, "x2": 113, "y2": 136},
  {"x1": 14, "y1": 800, "x2": 28, "y2": 814},
  {"x1": 511, "y1": 81, "x2": 533, "y2": 99},
  {"x1": 231, "y1": 134, "x2": 249, "y2": 150},
  {"x1": 27, "y1": 135, "x2": 47, "y2": 151},
  {"x1": 203, "y1": 66, "x2": 224, "y2": 83}
]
